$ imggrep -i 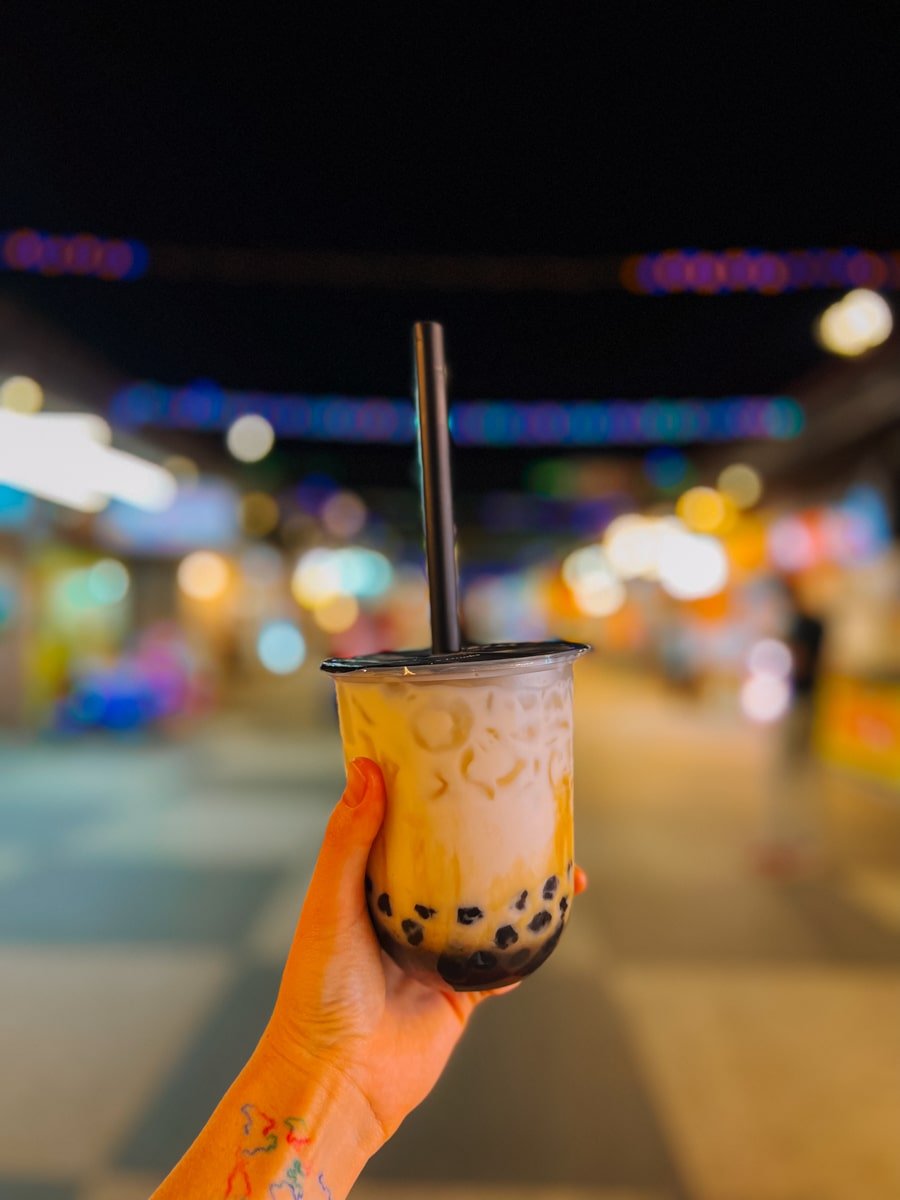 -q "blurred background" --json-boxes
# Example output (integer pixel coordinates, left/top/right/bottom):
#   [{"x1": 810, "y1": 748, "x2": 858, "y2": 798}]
[{"x1": 1, "y1": 8, "x2": 900, "y2": 1200}]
